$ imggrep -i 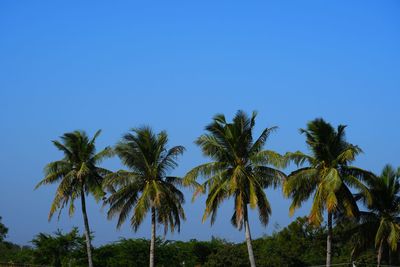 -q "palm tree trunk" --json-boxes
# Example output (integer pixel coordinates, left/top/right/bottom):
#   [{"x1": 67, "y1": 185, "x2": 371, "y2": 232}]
[
  {"x1": 80, "y1": 190, "x2": 94, "y2": 267},
  {"x1": 326, "y1": 212, "x2": 333, "y2": 267},
  {"x1": 244, "y1": 205, "x2": 256, "y2": 267},
  {"x1": 149, "y1": 207, "x2": 156, "y2": 267},
  {"x1": 377, "y1": 239, "x2": 383, "y2": 267}
]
